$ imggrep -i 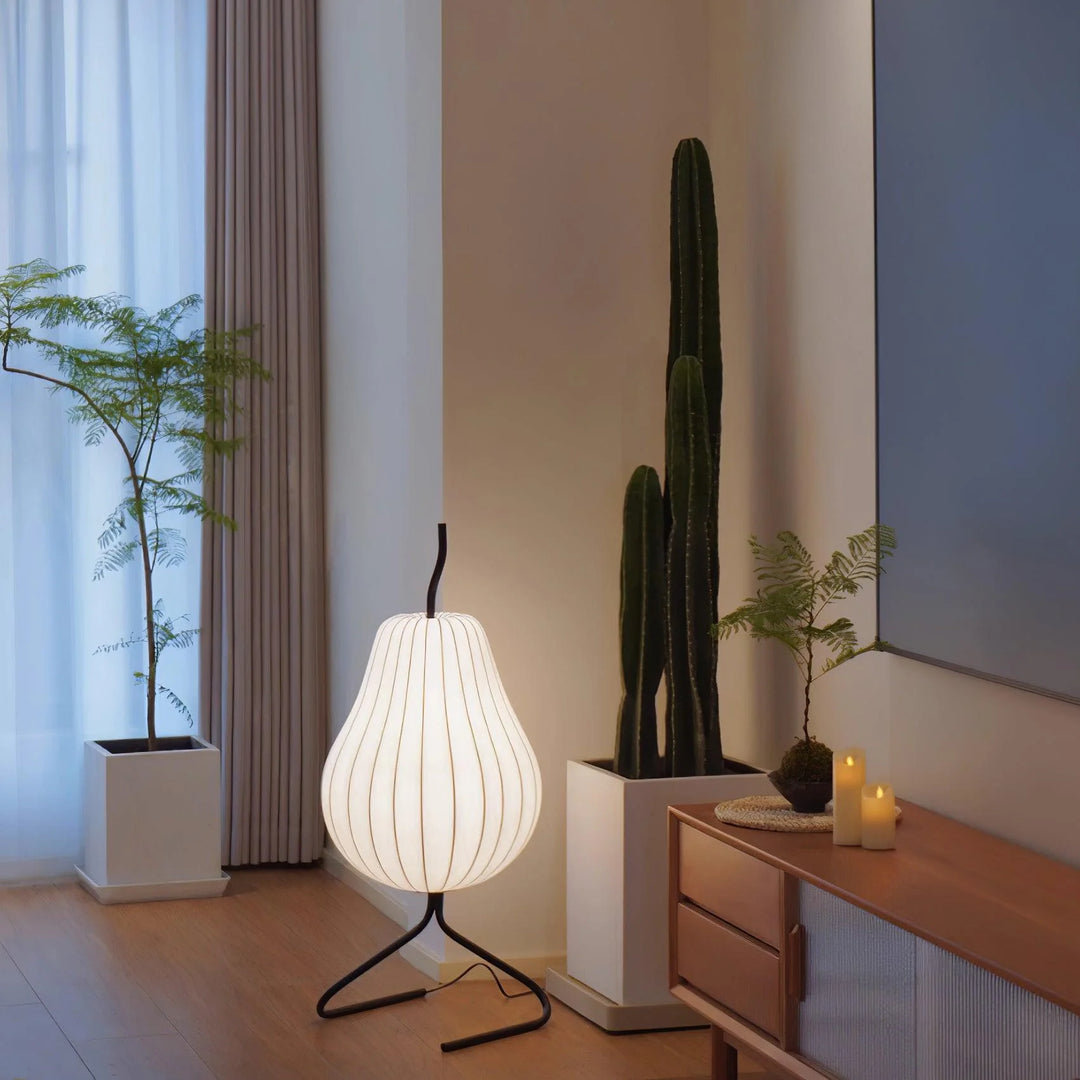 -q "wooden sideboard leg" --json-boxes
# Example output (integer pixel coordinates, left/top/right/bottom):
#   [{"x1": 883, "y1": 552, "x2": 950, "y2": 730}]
[{"x1": 710, "y1": 1026, "x2": 738, "y2": 1080}]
